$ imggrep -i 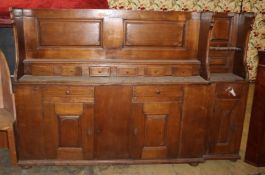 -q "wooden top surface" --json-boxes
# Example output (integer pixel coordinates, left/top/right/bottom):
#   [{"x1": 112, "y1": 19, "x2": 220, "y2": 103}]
[
  {"x1": 18, "y1": 75, "x2": 208, "y2": 85},
  {"x1": 17, "y1": 73, "x2": 245, "y2": 85}
]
